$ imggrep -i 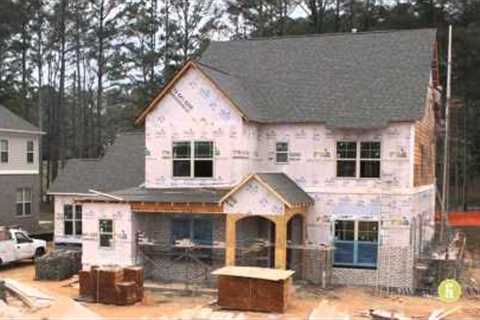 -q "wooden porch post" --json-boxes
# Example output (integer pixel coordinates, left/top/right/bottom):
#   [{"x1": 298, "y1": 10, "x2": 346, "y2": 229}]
[
  {"x1": 274, "y1": 215, "x2": 287, "y2": 269},
  {"x1": 225, "y1": 215, "x2": 237, "y2": 266}
]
